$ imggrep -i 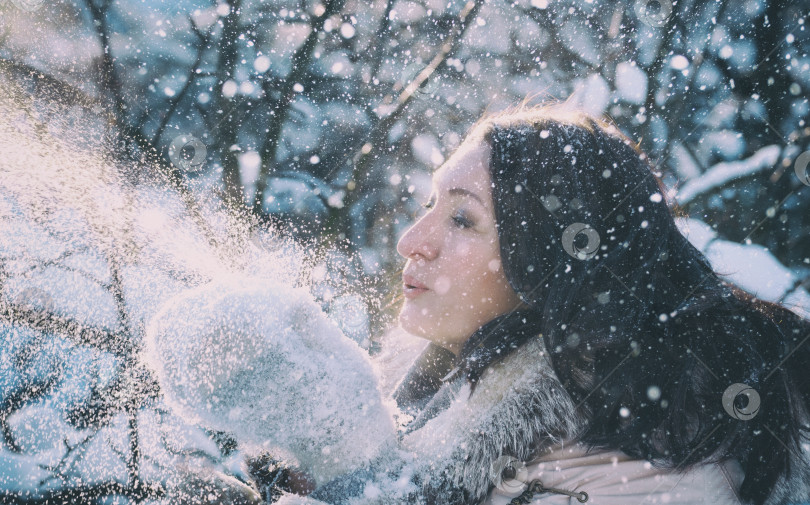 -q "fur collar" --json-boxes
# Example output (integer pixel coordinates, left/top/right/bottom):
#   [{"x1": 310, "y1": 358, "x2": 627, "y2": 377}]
[
  {"x1": 382, "y1": 333, "x2": 810, "y2": 505},
  {"x1": 393, "y1": 335, "x2": 589, "y2": 503}
]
